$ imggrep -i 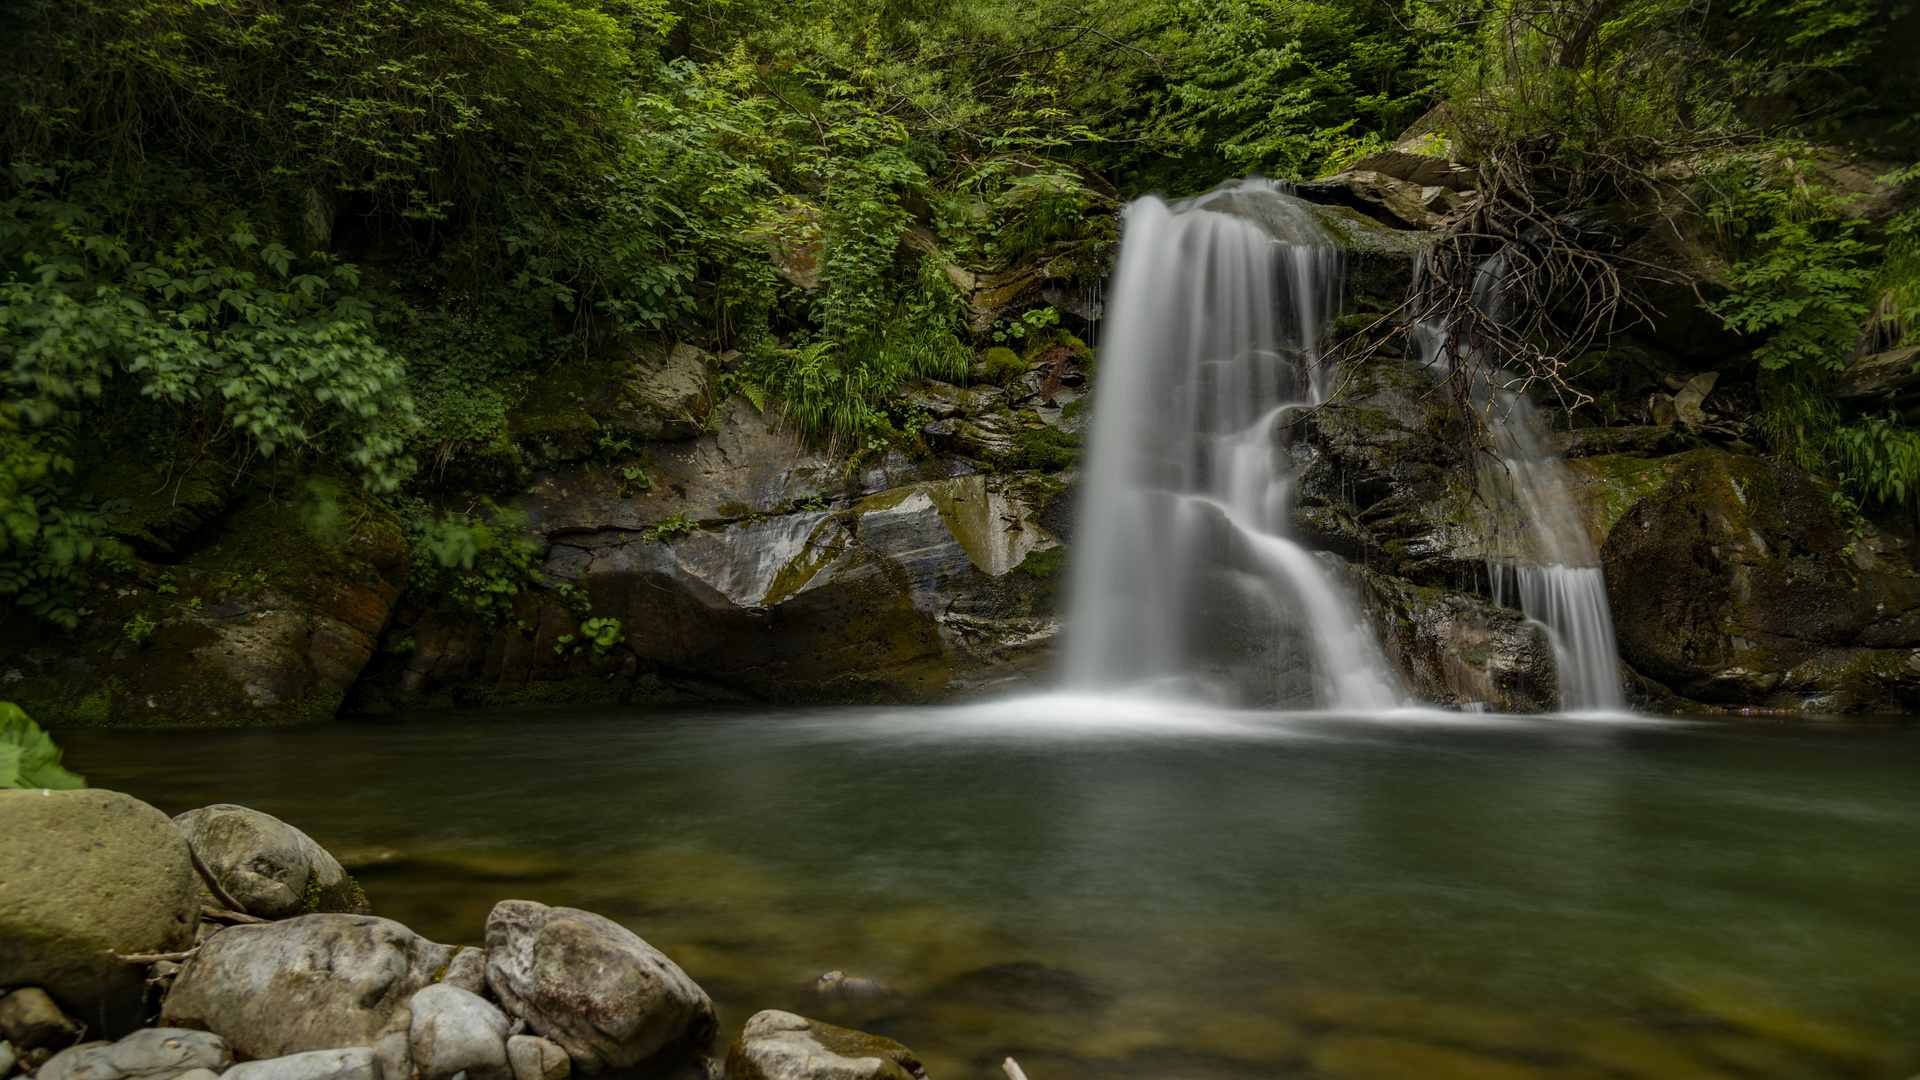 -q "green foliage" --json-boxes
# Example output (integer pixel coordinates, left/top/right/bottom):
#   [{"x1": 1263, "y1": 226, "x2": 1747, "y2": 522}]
[
  {"x1": 646, "y1": 514, "x2": 699, "y2": 542},
  {"x1": 1831, "y1": 410, "x2": 1920, "y2": 507},
  {"x1": 396, "y1": 310, "x2": 558, "y2": 453},
  {"x1": 123, "y1": 612, "x2": 157, "y2": 646},
  {"x1": 0, "y1": 702, "x2": 86, "y2": 790},
  {"x1": 1, "y1": 165, "x2": 419, "y2": 493},
  {"x1": 407, "y1": 504, "x2": 548, "y2": 624},
  {"x1": 619, "y1": 467, "x2": 655, "y2": 498},
  {"x1": 0, "y1": 481, "x2": 130, "y2": 629},
  {"x1": 1704, "y1": 156, "x2": 1879, "y2": 374},
  {"x1": 1427, "y1": 0, "x2": 1902, "y2": 171},
  {"x1": 554, "y1": 616, "x2": 626, "y2": 664},
  {"x1": 992, "y1": 306, "x2": 1061, "y2": 344}
]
